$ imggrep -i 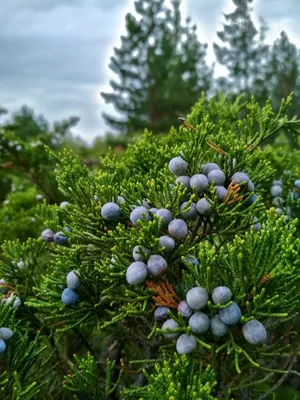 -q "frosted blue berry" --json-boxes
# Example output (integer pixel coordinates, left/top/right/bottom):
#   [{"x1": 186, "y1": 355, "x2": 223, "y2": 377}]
[
  {"x1": 270, "y1": 185, "x2": 283, "y2": 197},
  {"x1": 61, "y1": 288, "x2": 79, "y2": 306},
  {"x1": 94, "y1": 195, "x2": 99, "y2": 201},
  {"x1": 156, "y1": 209, "x2": 173, "y2": 228},
  {"x1": 60, "y1": 201, "x2": 70, "y2": 208},
  {"x1": 159, "y1": 236, "x2": 175, "y2": 252},
  {"x1": 63, "y1": 227, "x2": 71, "y2": 232},
  {"x1": 154, "y1": 306, "x2": 169, "y2": 321},
  {"x1": 180, "y1": 202, "x2": 198, "y2": 220},
  {"x1": 35, "y1": 194, "x2": 43, "y2": 201},
  {"x1": 247, "y1": 194, "x2": 257, "y2": 206},
  {"x1": 168, "y1": 219, "x2": 188, "y2": 240},
  {"x1": 66, "y1": 270, "x2": 80, "y2": 289},
  {"x1": 294, "y1": 180, "x2": 300, "y2": 190},
  {"x1": 190, "y1": 174, "x2": 208, "y2": 193},
  {"x1": 130, "y1": 207, "x2": 150, "y2": 226},
  {"x1": 186, "y1": 287, "x2": 208, "y2": 310},
  {"x1": 175, "y1": 176, "x2": 190, "y2": 189},
  {"x1": 275, "y1": 208, "x2": 283, "y2": 216},
  {"x1": 196, "y1": 198, "x2": 212, "y2": 216},
  {"x1": 176, "y1": 334, "x2": 197, "y2": 354},
  {"x1": 289, "y1": 191, "x2": 298, "y2": 201},
  {"x1": 207, "y1": 170, "x2": 226, "y2": 186},
  {"x1": 41, "y1": 229, "x2": 55, "y2": 242},
  {"x1": 242, "y1": 319, "x2": 267, "y2": 345},
  {"x1": 219, "y1": 302, "x2": 241, "y2": 325},
  {"x1": 136, "y1": 199, "x2": 150, "y2": 209},
  {"x1": 215, "y1": 186, "x2": 227, "y2": 201},
  {"x1": 54, "y1": 232, "x2": 69, "y2": 245},
  {"x1": 161, "y1": 319, "x2": 180, "y2": 339},
  {"x1": 0, "y1": 327, "x2": 13, "y2": 341},
  {"x1": 13, "y1": 297, "x2": 21, "y2": 308},
  {"x1": 133, "y1": 245, "x2": 151, "y2": 261},
  {"x1": 147, "y1": 255, "x2": 168, "y2": 276},
  {"x1": 184, "y1": 256, "x2": 199, "y2": 266},
  {"x1": 189, "y1": 311, "x2": 209, "y2": 334},
  {"x1": 202, "y1": 163, "x2": 220, "y2": 176},
  {"x1": 253, "y1": 217, "x2": 261, "y2": 231},
  {"x1": 210, "y1": 315, "x2": 229, "y2": 337},
  {"x1": 168, "y1": 157, "x2": 188, "y2": 176},
  {"x1": 273, "y1": 179, "x2": 283, "y2": 186},
  {"x1": 178, "y1": 300, "x2": 193, "y2": 318},
  {"x1": 231, "y1": 172, "x2": 250, "y2": 185},
  {"x1": 101, "y1": 202, "x2": 120, "y2": 221},
  {"x1": 212, "y1": 286, "x2": 232, "y2": 305},
  {"x1": 248, "y1": 180, "x2": 255, "y2": 192},
  {"x1": 0, "y1": 279, "x2": 8, "y2": 295},
  {"x1": 126, "y1": 262, "x2": 148, "y2": 285},
  {"x1": 149, "y1": 208, "x2": 158, "y2": 215},
  {"x1": 0, "y1": 339, "x2": 6, "y2": 354},
  {"x1": 117, "y1": 196, "x2": 125, "y2": 205}
]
